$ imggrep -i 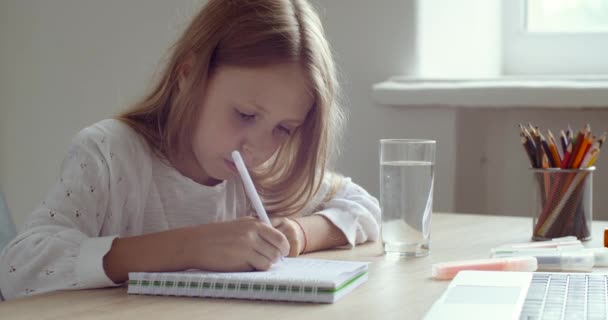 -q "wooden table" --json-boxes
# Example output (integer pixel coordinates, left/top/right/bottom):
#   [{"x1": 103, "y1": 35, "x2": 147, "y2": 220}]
[{"x1": 2, "y1": 213, "x2": 607, "y2": 319}]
